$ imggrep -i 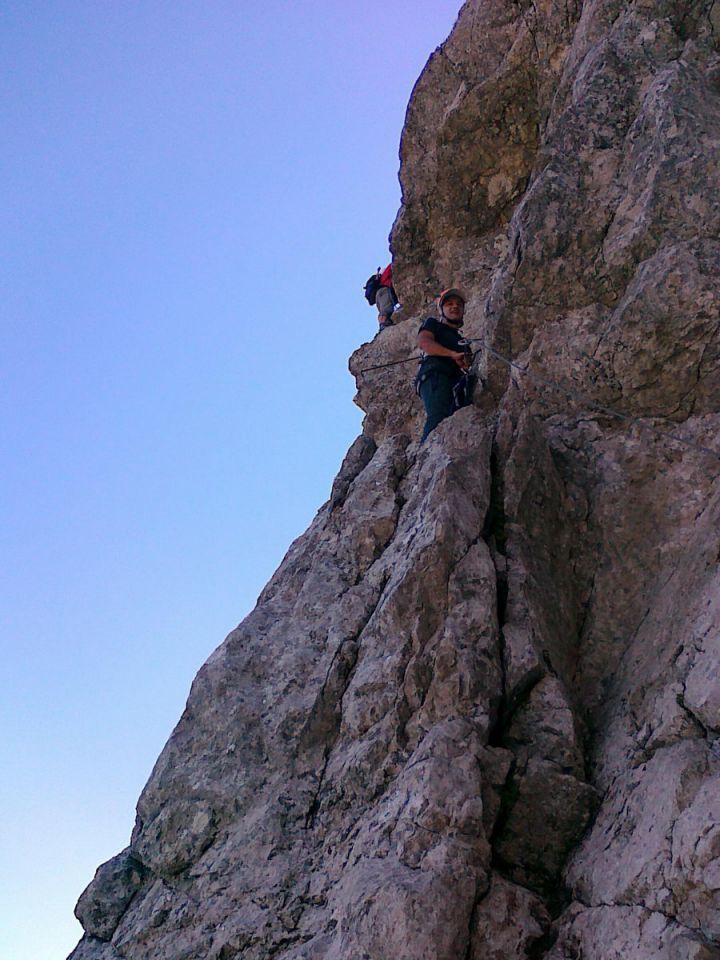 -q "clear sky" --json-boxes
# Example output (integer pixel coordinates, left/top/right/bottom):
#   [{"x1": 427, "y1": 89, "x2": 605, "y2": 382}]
[{"x1": 0, "y1": 3, "x2": 462, "y2": 958}]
